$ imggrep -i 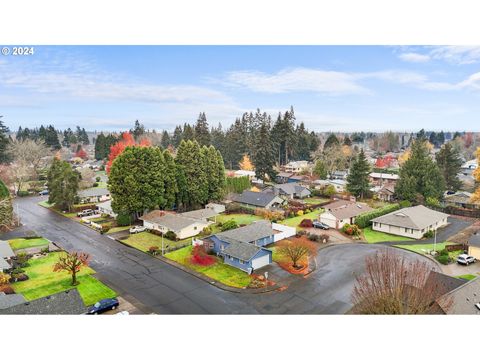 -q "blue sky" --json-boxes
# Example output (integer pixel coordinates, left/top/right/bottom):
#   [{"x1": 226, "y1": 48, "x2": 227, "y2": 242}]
[{"x1": 1, "y1": 45, "x2": 480, "y2": 132}]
